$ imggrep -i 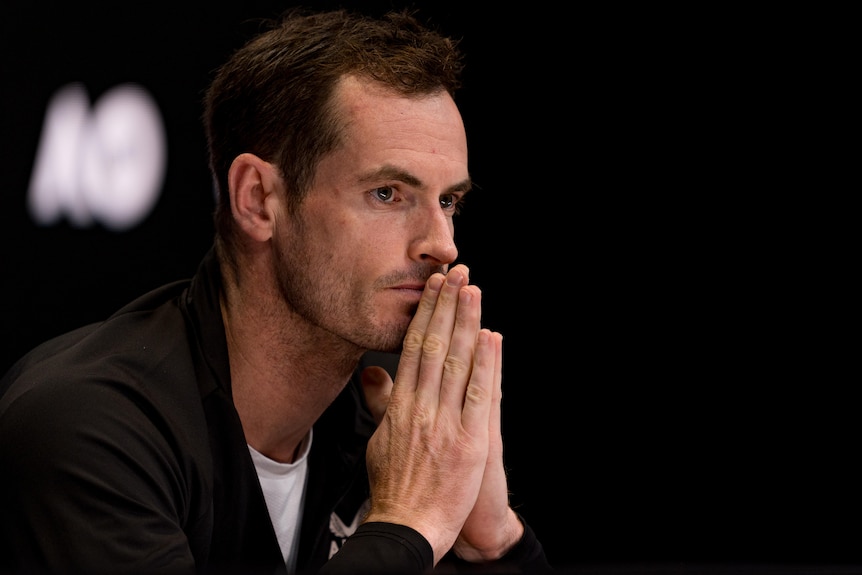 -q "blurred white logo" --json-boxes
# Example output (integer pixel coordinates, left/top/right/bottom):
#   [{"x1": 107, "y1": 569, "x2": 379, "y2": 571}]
[{"x1": 28, "y1": 82, "x2": 167, "y2": 231}]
